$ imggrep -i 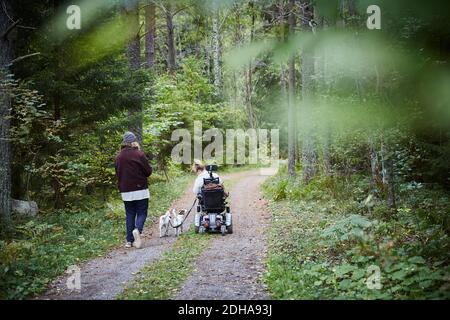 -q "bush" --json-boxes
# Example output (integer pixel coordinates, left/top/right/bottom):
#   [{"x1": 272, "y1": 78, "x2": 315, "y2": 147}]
[{"x1": 263, "y1": 170, "x2": 450, "y2": 299}]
